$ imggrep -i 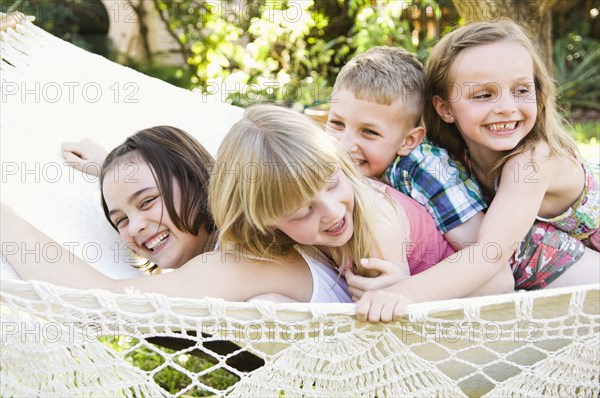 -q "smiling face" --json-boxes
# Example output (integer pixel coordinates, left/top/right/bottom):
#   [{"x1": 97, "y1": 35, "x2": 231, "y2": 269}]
[
  {"x1": 327, "y1": 89, "x2": 417, "y2": 178},
  {"x1": 102, "y1": 157, "x2": 208, "y2": 269},
  {"x1": 272, "y1": 170, "x2": 355, "y2": 247},
  {"x1": 435, "y1": 41, "x2": 537, "y2": 156}
]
